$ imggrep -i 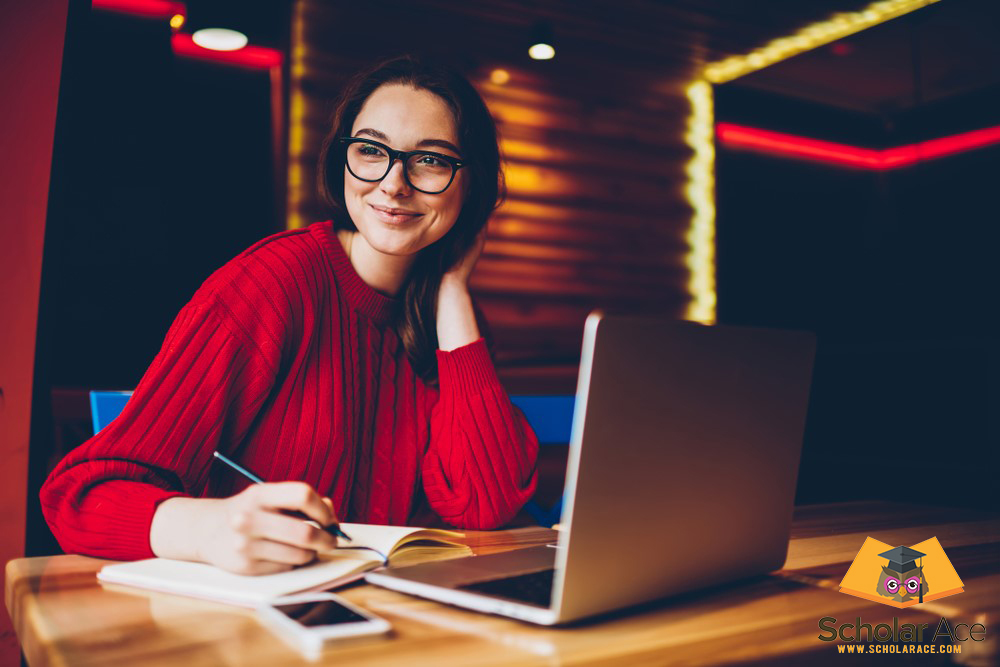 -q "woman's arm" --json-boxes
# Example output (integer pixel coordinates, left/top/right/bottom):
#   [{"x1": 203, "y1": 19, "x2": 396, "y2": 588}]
[
  {"x1": 423, "y1": 228, "x2": 539, "y2": 529},
  {"x1": 422, "y1": 341, "x2": 539, "y2": 529},
  {"x1": 435, "y1": 227, "x2": 485, "y2": 351},
  {"x1": 40, "y1": 298, "x2": 248, "y2": 560},
  {"x1": 41, "y1": 268, "x2": 338, "y2": 571}
]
